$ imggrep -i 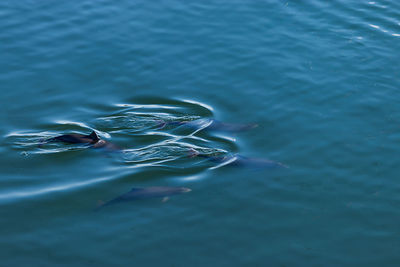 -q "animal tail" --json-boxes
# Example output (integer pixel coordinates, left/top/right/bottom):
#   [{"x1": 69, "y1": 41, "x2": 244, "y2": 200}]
[
  {"x1": 278, "y1": 162, "x2": 290, "y2": 169},
  {"x1": 259, "y1": 159, "x2": 290, "y2": 169},
  {"x1": 93, "y1": 200, "x2": 106, "y2": 212},
  {"x1": 155, "y1": 120, "x2": 167, "y2": 129},
  {"x1": 38, "y1": 137, "x2": 53, "y2": 148}
]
